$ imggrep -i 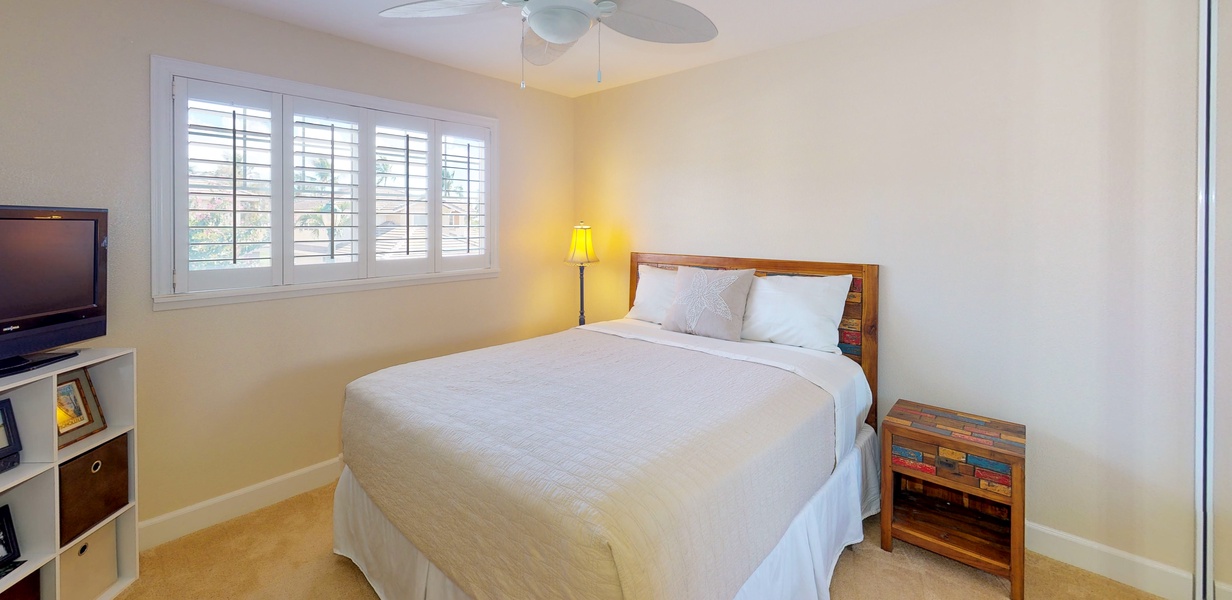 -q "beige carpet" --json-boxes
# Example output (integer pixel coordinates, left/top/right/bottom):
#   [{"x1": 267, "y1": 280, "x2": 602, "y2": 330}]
[{"x1": 118, "y1": 484, "x2": 1161, "y2": 600}]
